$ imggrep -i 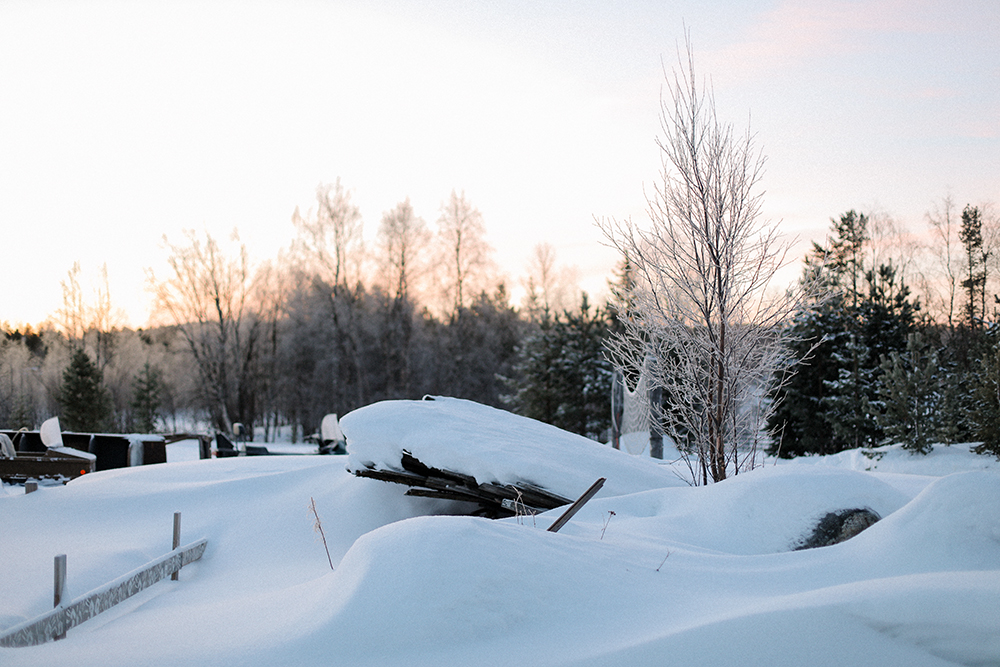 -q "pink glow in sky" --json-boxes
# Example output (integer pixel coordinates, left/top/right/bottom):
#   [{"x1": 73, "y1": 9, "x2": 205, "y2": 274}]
[{"x1": 1, "y1": 0, "x2": 997, "y2": 327}]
